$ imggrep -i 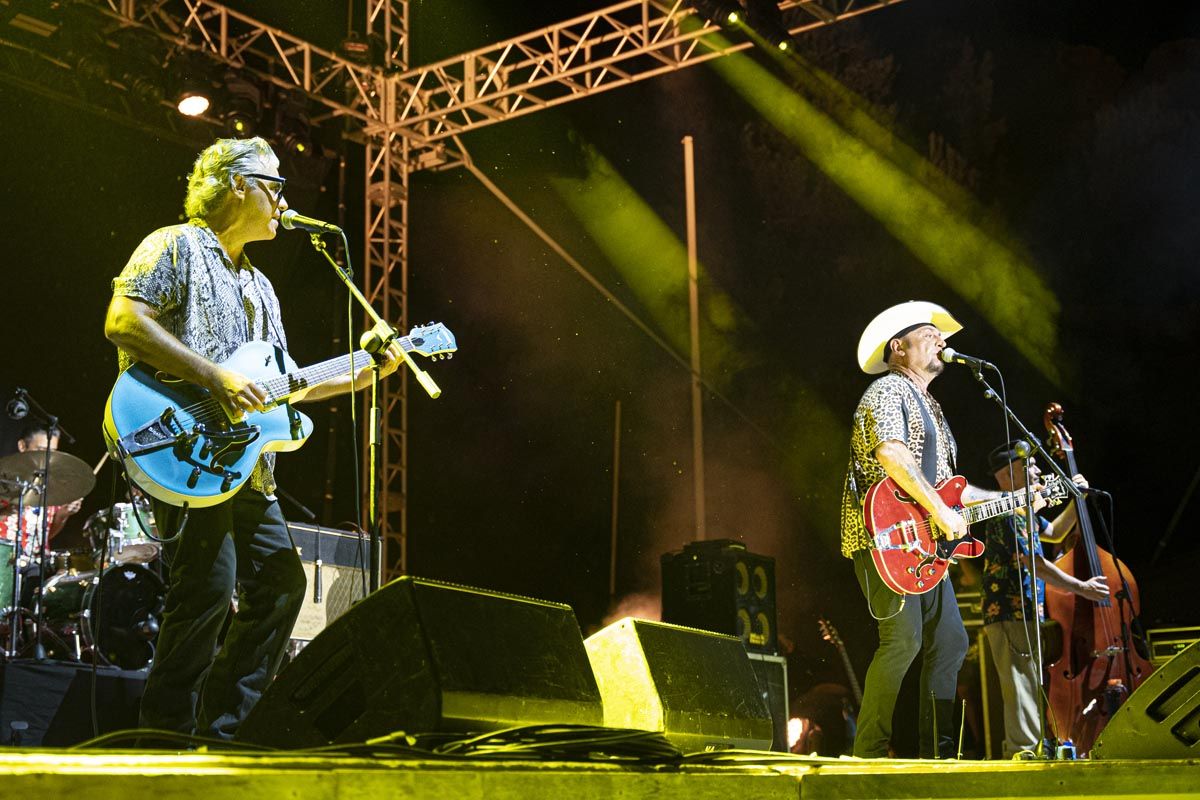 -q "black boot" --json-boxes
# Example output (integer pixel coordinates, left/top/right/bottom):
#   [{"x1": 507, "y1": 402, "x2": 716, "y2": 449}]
[{"x1": 919, "y1": 697, "x2": 958, "y2": 759}]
